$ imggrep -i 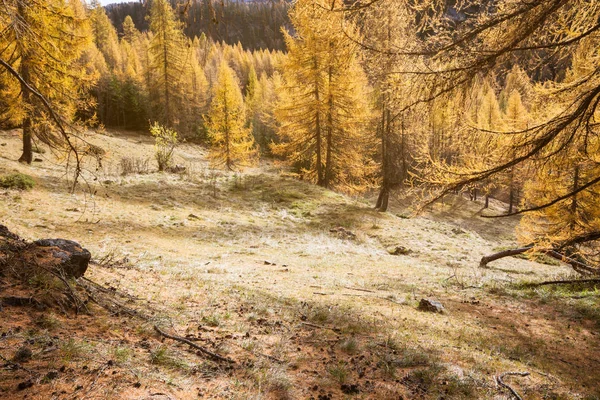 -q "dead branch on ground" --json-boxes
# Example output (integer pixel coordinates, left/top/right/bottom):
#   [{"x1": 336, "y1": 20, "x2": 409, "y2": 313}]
[{"x1": 153, "y1": 325, "x2": 235, "y2": 364}]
